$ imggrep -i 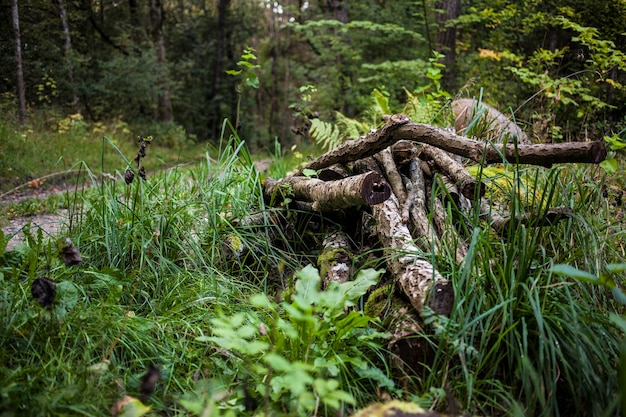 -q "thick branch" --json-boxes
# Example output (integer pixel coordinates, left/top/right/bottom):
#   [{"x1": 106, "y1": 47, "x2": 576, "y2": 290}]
[
  {"x1": 371, "y1": 193, "x2": 453, "y2": 316},
  {"x1": 301, "y1": 114, "x2": 410, "y2": 171},
  {"x1": 391, "y1": 121, "x2": 607, "y2": 167},
  {"x1": 304, "y1": 115, "x2": 605, "y2": 171},
  {"x1": 418, "y1": 143, "x2": 486, "y2": 199}
]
